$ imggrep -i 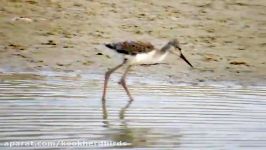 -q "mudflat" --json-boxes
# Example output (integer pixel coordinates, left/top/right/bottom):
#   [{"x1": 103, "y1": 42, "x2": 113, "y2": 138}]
[{"x1": 0, "y1": 0, "x2": 265, "y2": 84}]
